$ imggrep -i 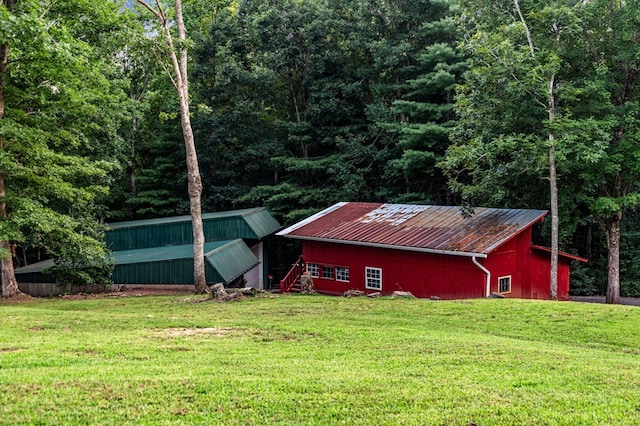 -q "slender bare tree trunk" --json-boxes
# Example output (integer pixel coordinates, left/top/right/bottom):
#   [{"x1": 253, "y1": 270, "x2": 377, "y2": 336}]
[
  {"x1": 129, "y1": 109, "x2": 137, "y2": 195},
  {"x1": 515, "y1": 0, "x2": 560, "y2": 300},
  {"x1": 605, "y1": 214, "x2": 622, "y2": 304},
  {"x1": 0, "y1": 0, "x2": 22, "y2": 297},
  {"x1": 137, "y1": 0, "x2": 207, "y2": 293},
  {"x1": 548, "y1": 75, "x2": 559, "y2": 301}
]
